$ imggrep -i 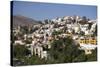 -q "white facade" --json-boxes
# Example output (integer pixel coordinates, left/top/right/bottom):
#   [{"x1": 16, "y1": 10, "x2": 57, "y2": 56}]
[{"x1": 14, "y1": 40, "x2": 25, "y2": 45}]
